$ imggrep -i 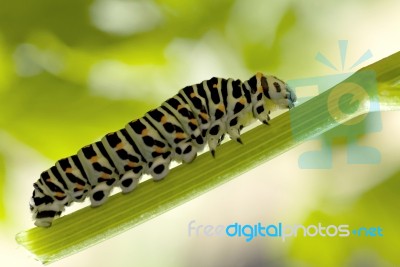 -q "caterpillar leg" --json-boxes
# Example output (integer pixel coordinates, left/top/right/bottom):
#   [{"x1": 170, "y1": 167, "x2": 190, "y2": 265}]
[
  {"x1": 173, "y1": 142, "x2": 197, "y2": 163},
  {"x1": 90, "y1": 182, "x2": 115, "y2": 207},
  {"x1": 253, "y1": 102, "x2": 272, "y2": 125},
  {"x1": 119, "y1": 170, "x2": 141, "y2": 193},
  {"x1": 207, "y1": 121, "x2": 226, "y2": 157},
  {"x1": 226, "y1": 115, "x2": 252, "y2": 145},
  {"x1": 182, "y1": 143, "x2": 197, "y2": 163},
  {"x1": 218, "y1": 133, "x2": 225, "y2": 145},
  {"x1": 148, "y1": 156, "x2": 171, "y2": 181},
  {"x1": 226, "y1": 116, "x2": 243, "y2": 144}
]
